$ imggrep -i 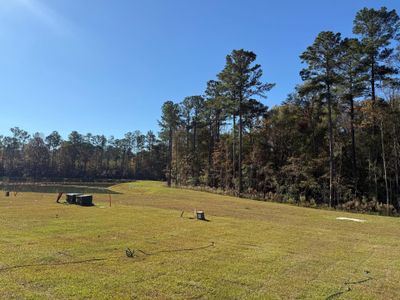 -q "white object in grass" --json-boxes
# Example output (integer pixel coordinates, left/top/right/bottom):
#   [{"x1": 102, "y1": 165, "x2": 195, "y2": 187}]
[{"x1": 336, "y1": 217, "x2": 366, "y2": 223}]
